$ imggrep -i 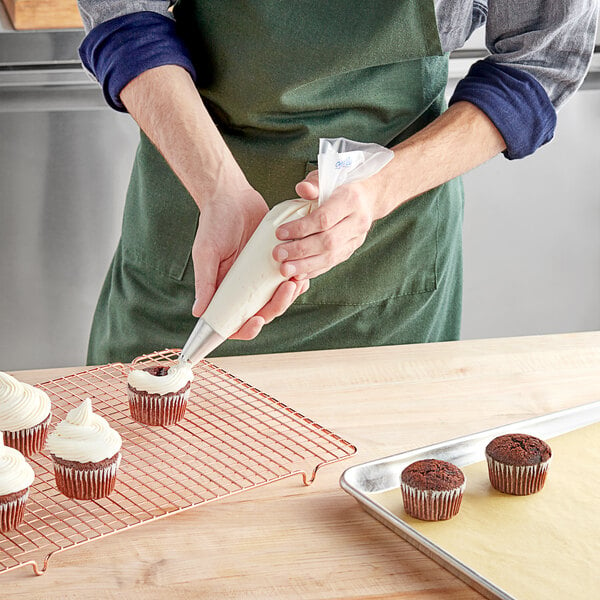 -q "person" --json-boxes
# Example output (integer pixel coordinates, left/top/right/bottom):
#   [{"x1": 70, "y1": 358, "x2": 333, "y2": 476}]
[{"x1": 78, "y1": 1, "x2": 598, "y2": 365}]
